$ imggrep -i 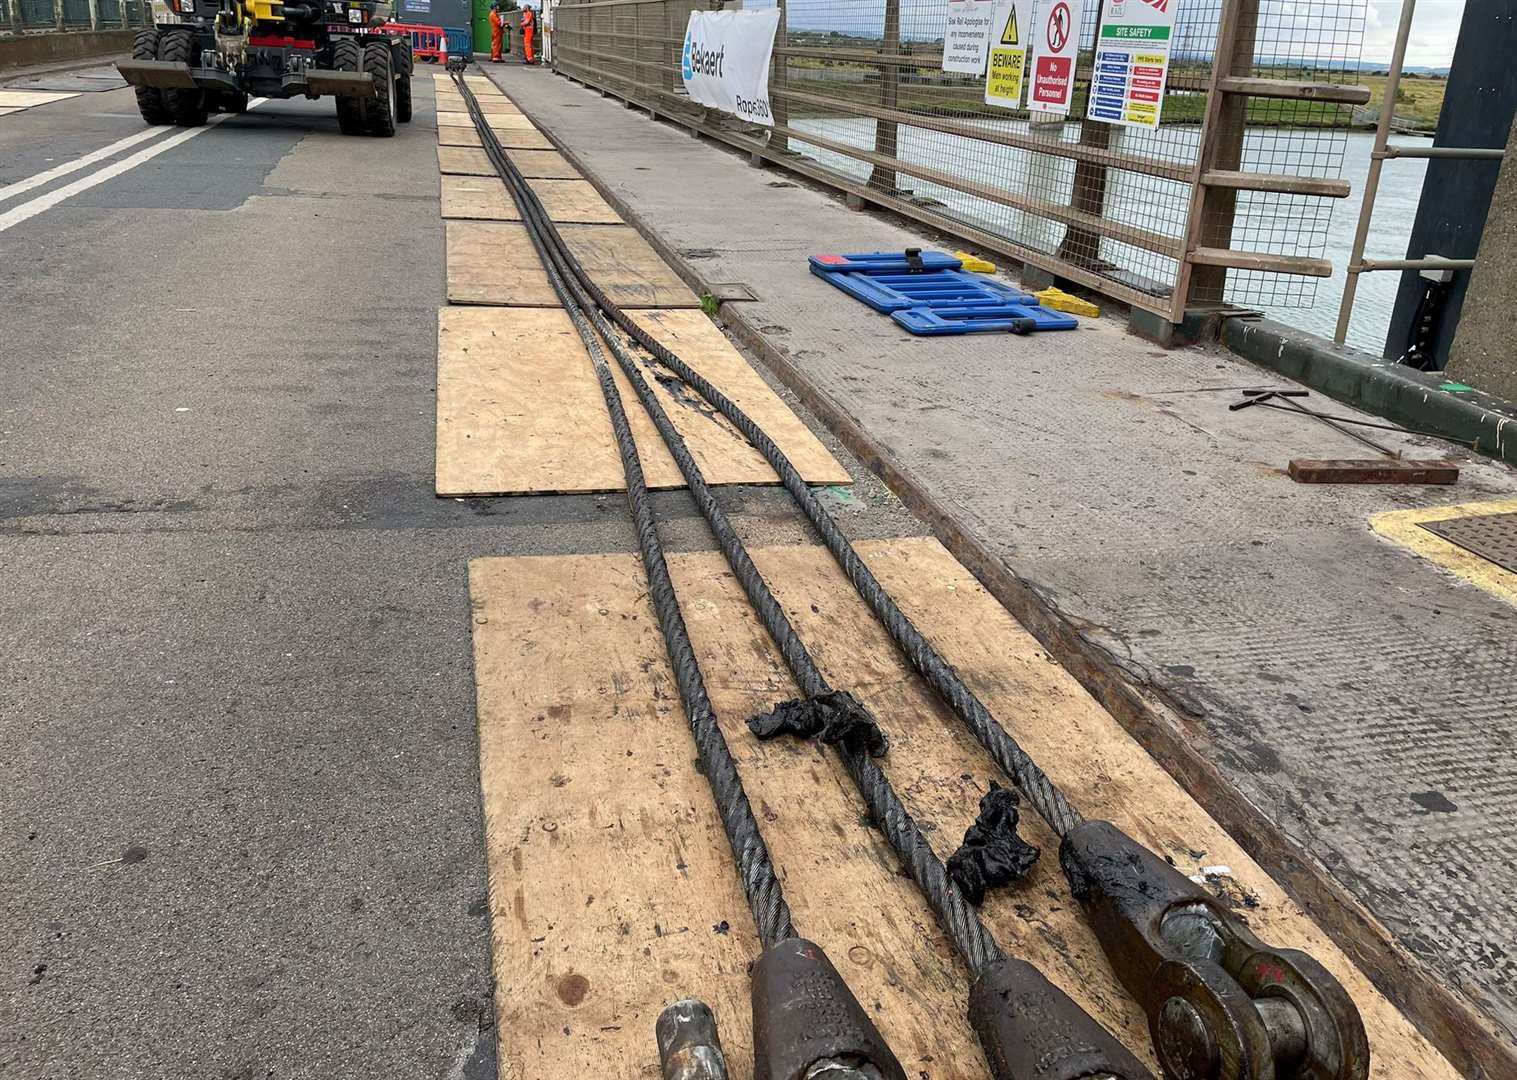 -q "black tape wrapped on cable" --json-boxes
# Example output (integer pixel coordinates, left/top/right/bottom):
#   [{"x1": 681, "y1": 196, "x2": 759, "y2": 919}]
[
  {"x1": 748, "y1": 689, "x2": 890, "y2": 758},
  {"x1": 947, "y1": 782, "x2": 1040, "y2": 905}
]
